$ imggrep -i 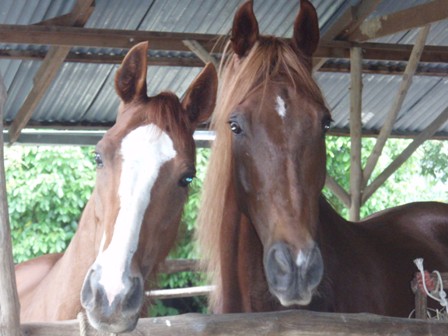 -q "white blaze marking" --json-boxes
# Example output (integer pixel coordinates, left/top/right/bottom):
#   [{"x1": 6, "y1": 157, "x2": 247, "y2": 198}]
[
  {"x1": 96, "y1": 124, "x2": 176, "y2": 306},
  {"x1": 296, "y1": 250, "x2": 307, "y2": 267},
  {"x1": 276, "y1": 95, "x2": 287, "y2": 119}
]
